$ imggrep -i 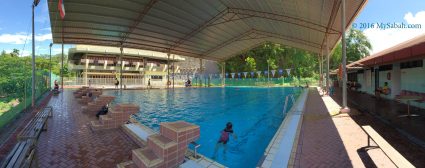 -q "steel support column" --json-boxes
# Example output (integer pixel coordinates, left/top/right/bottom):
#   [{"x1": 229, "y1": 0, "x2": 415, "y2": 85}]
[
  {"x1": 326, "y1": 39, "x2": 330, "y2": 95},
  {"x1": 172, "y1": 54, "x2": 175, "y2": 89},
  {"x1": 199, "y1": 59, "x2": 203, "y2": 87},
  {"x1": 31, "y1": 3, "x2": 36, "y2": 107},
  {"x1": 120, "y1": 46, "x2": 123, "y2": 91},
  {"x1": 167, "y1": 53, "x2": 170, "y2": 89},
  {"x1": 85, "y1": 54, "x2": 88, "y2": 86},
  {"x1": 341, "y1": 0, "x2": 350, "y2": 113},
  {"x1": 61, "y1": 35, "x2": 64, "y2": 91},
  {"x1": 222, "y1": 62, "x2": 225, "y2": 87},
  {"x1": 319, "y1": 52, "x2": 322, "y2": 88},
  {"x1": 49, "y1": 43, "x2": 53, "y2": 90}
]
